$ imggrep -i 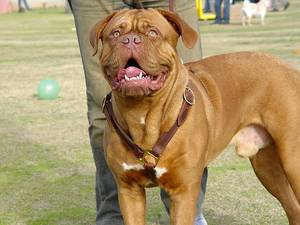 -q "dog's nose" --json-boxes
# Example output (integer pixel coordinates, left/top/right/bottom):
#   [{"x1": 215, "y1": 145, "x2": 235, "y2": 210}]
[{"x1": 121, "y1": 34, "x2": 142, "y2": 46}]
